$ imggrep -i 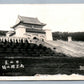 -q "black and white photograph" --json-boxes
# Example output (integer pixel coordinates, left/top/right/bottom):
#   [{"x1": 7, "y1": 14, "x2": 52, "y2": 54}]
[{"x1": 0, "y1": 4, "x2": 84, "y2": 80}]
